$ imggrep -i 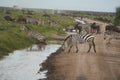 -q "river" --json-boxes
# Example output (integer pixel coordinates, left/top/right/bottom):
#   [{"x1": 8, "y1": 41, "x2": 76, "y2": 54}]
[{"x1": 0, "y1": 44, "x2": 61, "y2": 80}]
